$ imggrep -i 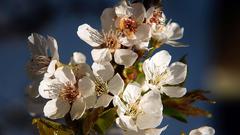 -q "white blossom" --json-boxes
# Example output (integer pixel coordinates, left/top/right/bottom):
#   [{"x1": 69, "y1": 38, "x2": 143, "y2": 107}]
[
  {"x1": 93, "y1": 73, "x2": 125, "y2": 108},
  {"x1": 114, "y1": 0, "x2": 151, "y2": 49},
  {"x1": 146, "y1": 7, "x2": 185, "y2": 47},
  {"x1": 27, "y1": 33, "x2": 59, "y2": 79},
  {"x1": 77, "y1": 24, "x2": 138, "y2": 67},
  {"x1": 39, "y1": 65, "x2": 95, "y2": 120},
  {"x1": 189, "y1": 126, "x2": 215, "y2": 135},
  {"x1": 143, "y1": 50, "x2": 187, "y2": 98},
  {"x1": 114, "y1": 82, "x2": 164, "y2": 132},
  {"x1": 69, "y1": 52, "x2": 86, "y2": 65}
]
